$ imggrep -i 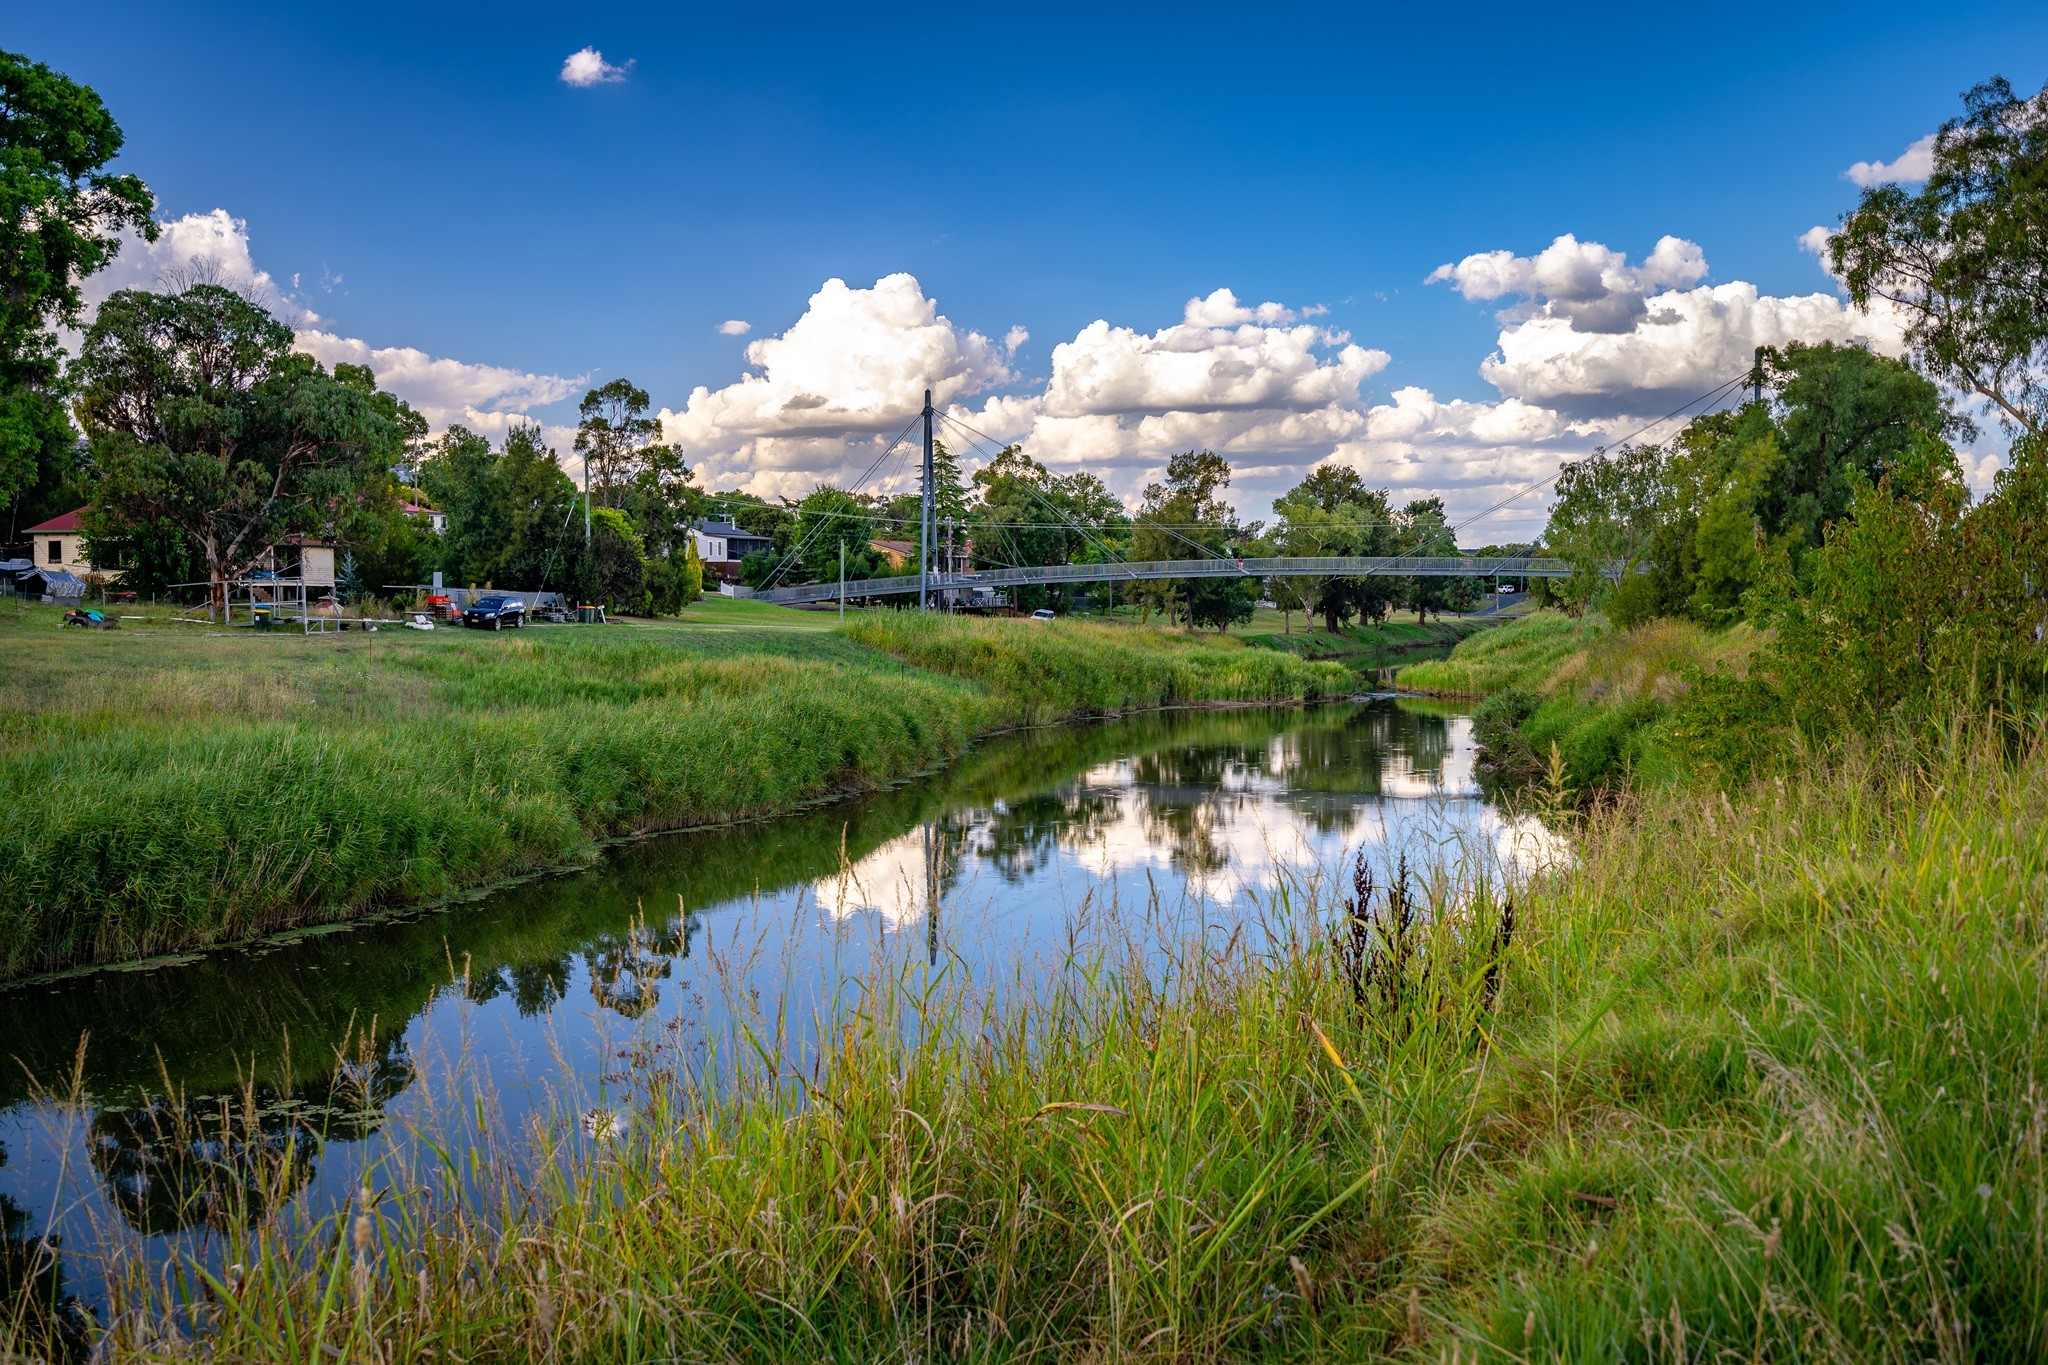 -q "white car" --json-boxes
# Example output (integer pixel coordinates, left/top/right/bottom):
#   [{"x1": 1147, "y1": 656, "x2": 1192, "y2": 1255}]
[
  {"x1": 1497, "y1": 583, "x2": 1518, "y2": 594},
  {"x1": 1029, "y1": 608, "x2": 1057, "y2": 621}
]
